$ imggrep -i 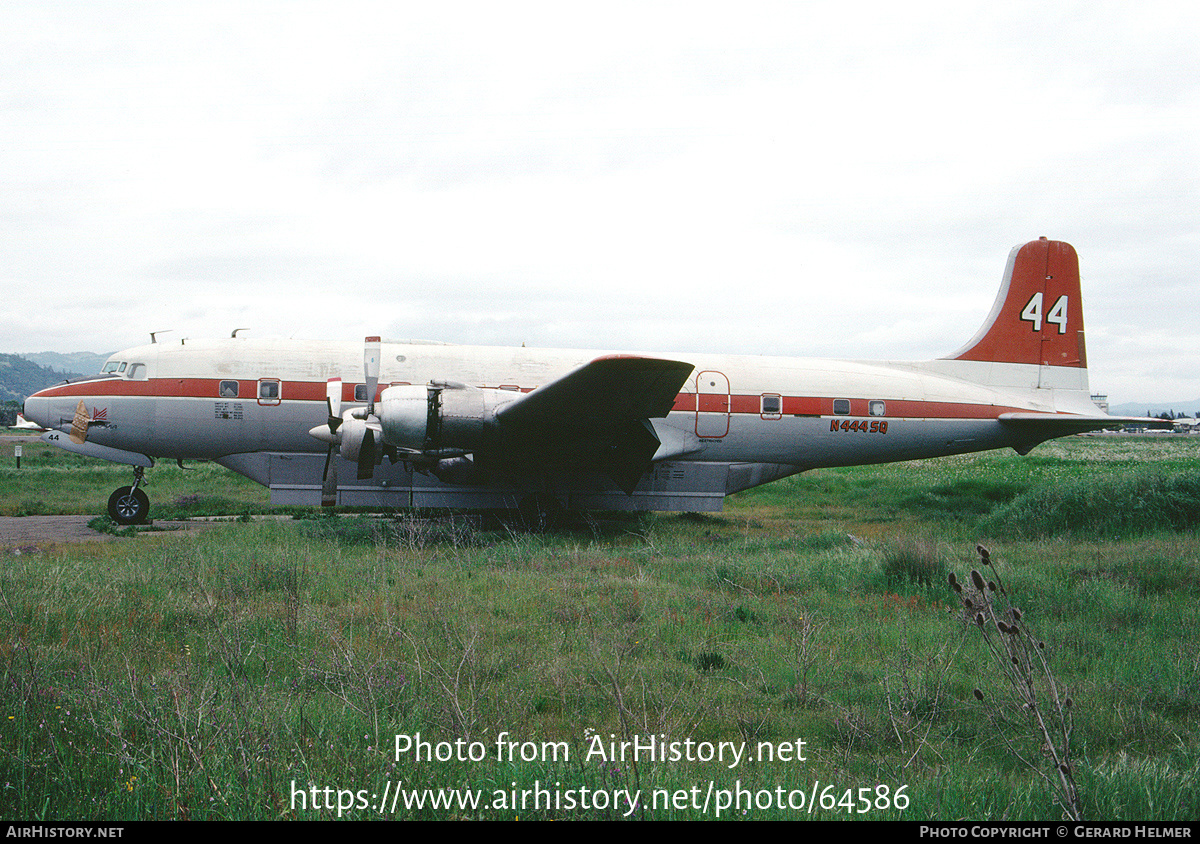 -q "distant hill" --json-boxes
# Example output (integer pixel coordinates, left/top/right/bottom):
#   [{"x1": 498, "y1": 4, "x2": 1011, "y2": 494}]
[
  {"x1": 0, "y1": 353, "x2": 96, "y2": 404},
  {"x1": 1110, "y1": 400, "x2": 1200, "y2": 419},
  {"x1": 21, "y1": 351, "x2": 110, "y2": 378}
]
